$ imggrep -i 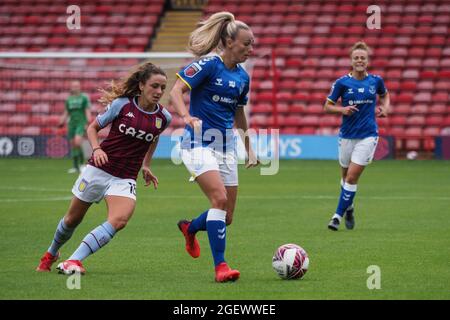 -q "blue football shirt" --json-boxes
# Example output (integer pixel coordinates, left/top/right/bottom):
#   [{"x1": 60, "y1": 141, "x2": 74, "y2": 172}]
[
  {"x1": 327, "y1": 73, "x2": 387, "y2": 139},
  {"x1": 176, "y1": 55, "x2": 250, "y2": 151}
]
